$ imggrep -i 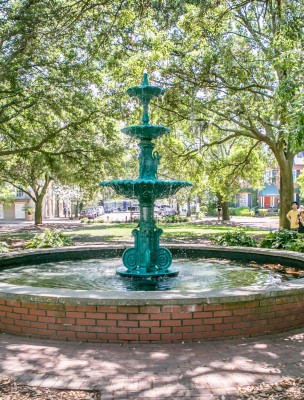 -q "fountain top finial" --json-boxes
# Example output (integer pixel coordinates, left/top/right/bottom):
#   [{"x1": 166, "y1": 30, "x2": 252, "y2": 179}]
[{"x1": 142, "y1": 71, "x2": 149, "y2": 86}]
